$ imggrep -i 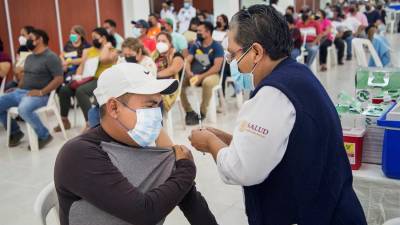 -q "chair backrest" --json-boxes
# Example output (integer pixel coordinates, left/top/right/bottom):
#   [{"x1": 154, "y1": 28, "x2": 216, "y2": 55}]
[
  {"x1": 33, "y1": 182, "x2": 59, "y2": 225},
  {"x1": 352, "y1": 38, "x2": 383, "y2": 68},
  {"x1": 0, "y1": 77, "x2": 6, "y2": 95},
  {"x1": 46, "y1": 90, "x2": 57, "y2": 108},
  {"x1": 176, "y1": 59, "x2": 187, "y2": 96},
  {"x1": 218, "y1": 55, "x2": 227, "y2": 87}
]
